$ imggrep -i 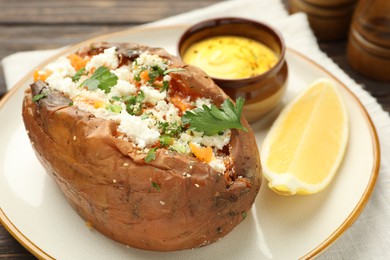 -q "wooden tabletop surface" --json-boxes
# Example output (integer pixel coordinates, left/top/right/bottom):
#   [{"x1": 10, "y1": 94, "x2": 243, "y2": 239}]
[{"x1": 0, "y1": 0, "x2": 389, "y2": 259}]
